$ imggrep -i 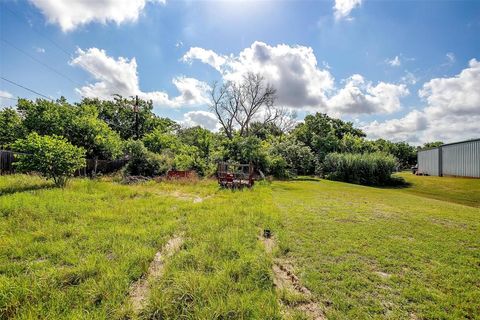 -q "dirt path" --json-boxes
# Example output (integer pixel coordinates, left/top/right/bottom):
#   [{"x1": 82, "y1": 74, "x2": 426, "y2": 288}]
[
  {"x1": 260, "y1": 233, "x2": 325, "y2": 320},
  {"x1": 129, "y1": 235, "x2": 184, "y2": 312}
]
